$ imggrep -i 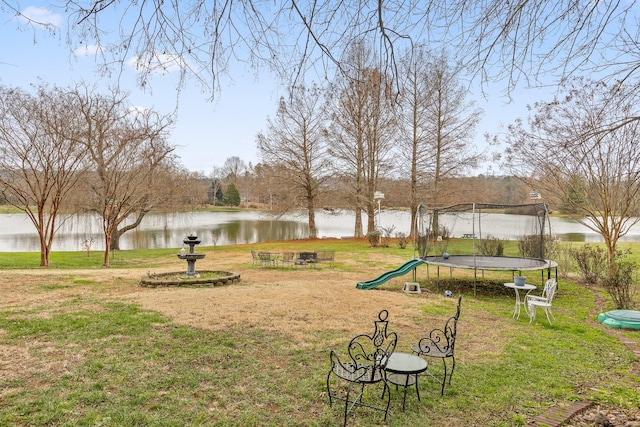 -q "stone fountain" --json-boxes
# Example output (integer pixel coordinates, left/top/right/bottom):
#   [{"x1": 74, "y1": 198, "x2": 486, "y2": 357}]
[
  {"x1": 140, "y1": 233, "x2": 240, "y2": 287},
  {"x1": 177, "y1": 234, "x2": 206, "y2": 277}
]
